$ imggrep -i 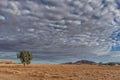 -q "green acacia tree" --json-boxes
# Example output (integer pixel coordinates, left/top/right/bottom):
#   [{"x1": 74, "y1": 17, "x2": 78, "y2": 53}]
[{"x1": 17, "y1": 51, "x2": 33, "y2": 67}]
